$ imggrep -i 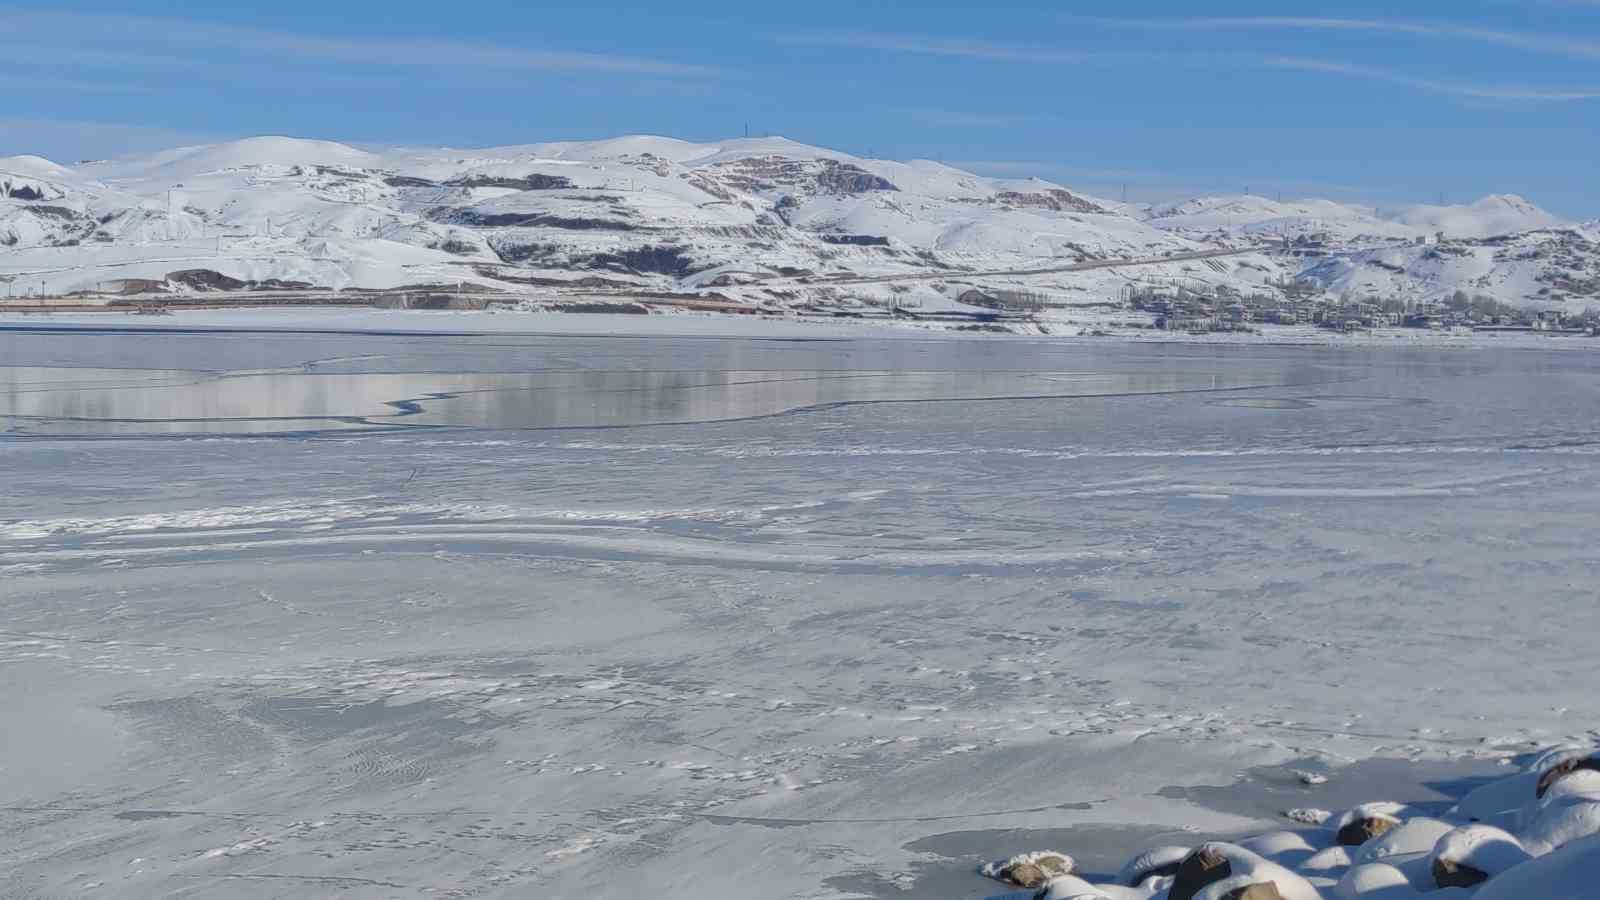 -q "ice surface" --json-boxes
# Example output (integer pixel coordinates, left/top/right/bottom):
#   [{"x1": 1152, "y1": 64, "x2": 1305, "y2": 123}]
[{"x1": 4, "y1": 327, "x2": 1600, "y2": 897}]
